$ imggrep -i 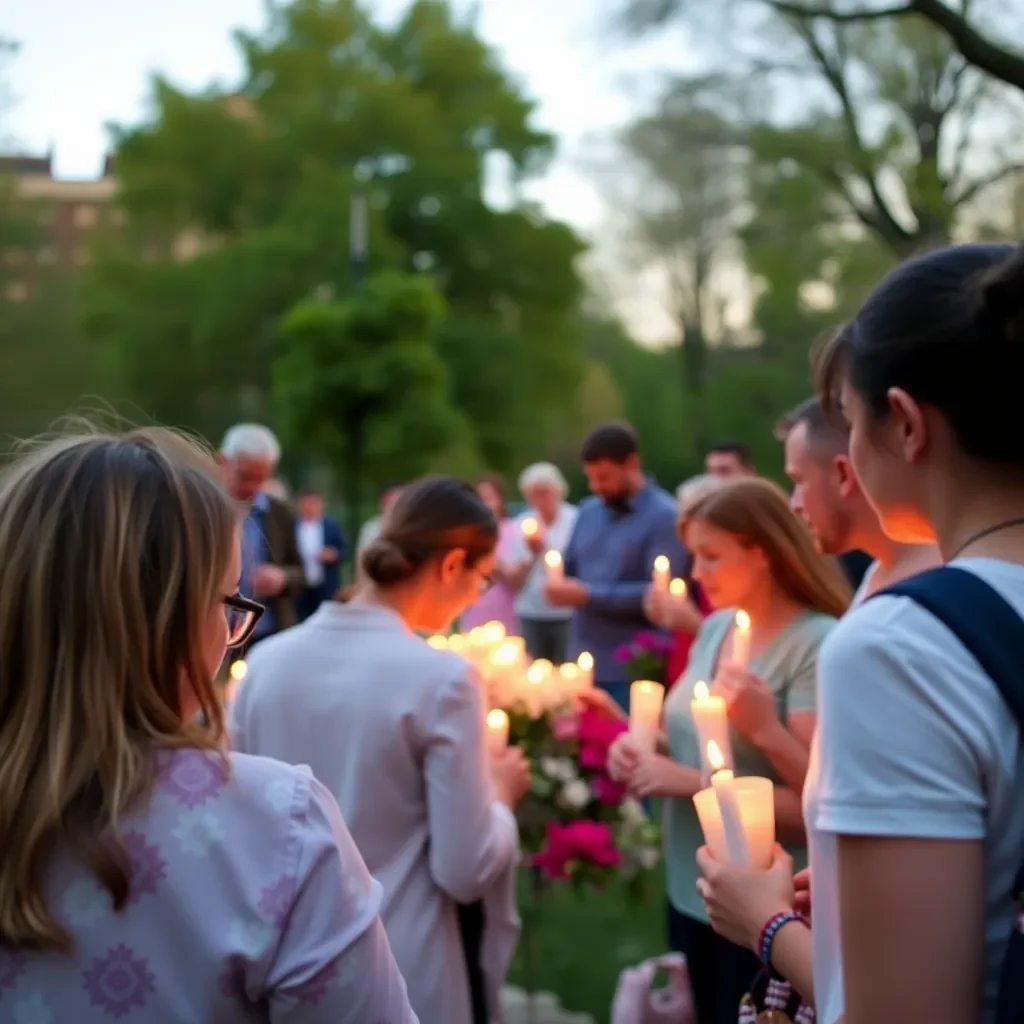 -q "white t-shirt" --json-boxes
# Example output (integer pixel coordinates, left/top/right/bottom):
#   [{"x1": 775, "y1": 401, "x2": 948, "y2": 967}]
[
  {"x1": 297, "y1": 518, "x2": 325, "y2": 587},
  {"x1": 804, "y1": 557, "x2": 1024, "y2": 1024},
  {"x1": 506, "y1": 504, "x2": 578, "y2": 621}
]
